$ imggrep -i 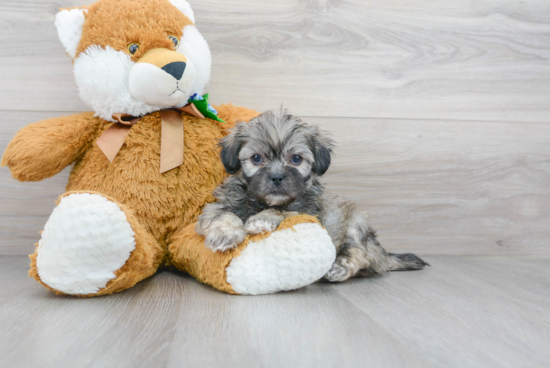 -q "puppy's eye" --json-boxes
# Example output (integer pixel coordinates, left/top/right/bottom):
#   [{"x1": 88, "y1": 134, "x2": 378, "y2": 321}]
[
  {"x1": 291, "y1": 155, "x2": 303, "y2": 165},
  {"x1": 168, "y1": 35, "x2": 180, "y2": 48},
  {"x1": 127, "y1": 42, "x2": 140, "y2": 55},
  {"x1": 251, "y1": 154, "x2": 263, "y2": 165}
]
